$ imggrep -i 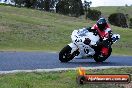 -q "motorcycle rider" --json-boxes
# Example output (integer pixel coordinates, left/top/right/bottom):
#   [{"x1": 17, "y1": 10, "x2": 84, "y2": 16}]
[
  {"x1": 89, "y1": 17, "x2": 113, "y2": 56},
  {"x1": 75, "y1": 17, "x2": 113, "y2": 58}
]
